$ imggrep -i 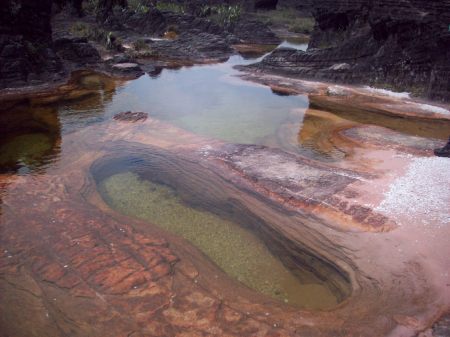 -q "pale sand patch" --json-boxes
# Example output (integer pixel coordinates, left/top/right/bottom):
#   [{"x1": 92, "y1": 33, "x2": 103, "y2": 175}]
[{"x1": 376, "y1": 157, "x2": 450, "y2": 226}]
